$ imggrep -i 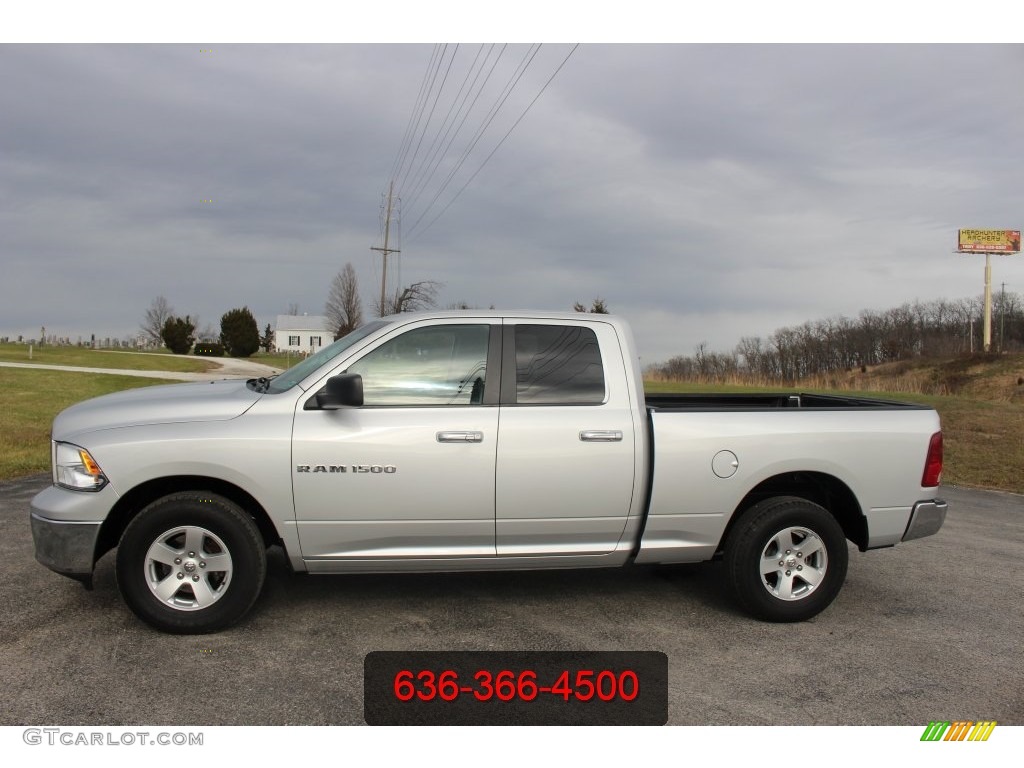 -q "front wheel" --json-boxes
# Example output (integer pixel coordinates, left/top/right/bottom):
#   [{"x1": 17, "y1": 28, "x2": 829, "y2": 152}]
[
  {"x1": 724, "y1": 496, "x2": 848, "y2": 622},
  {"x1": 116, "y1": 492, "x2": 266, "y2": 634}
]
